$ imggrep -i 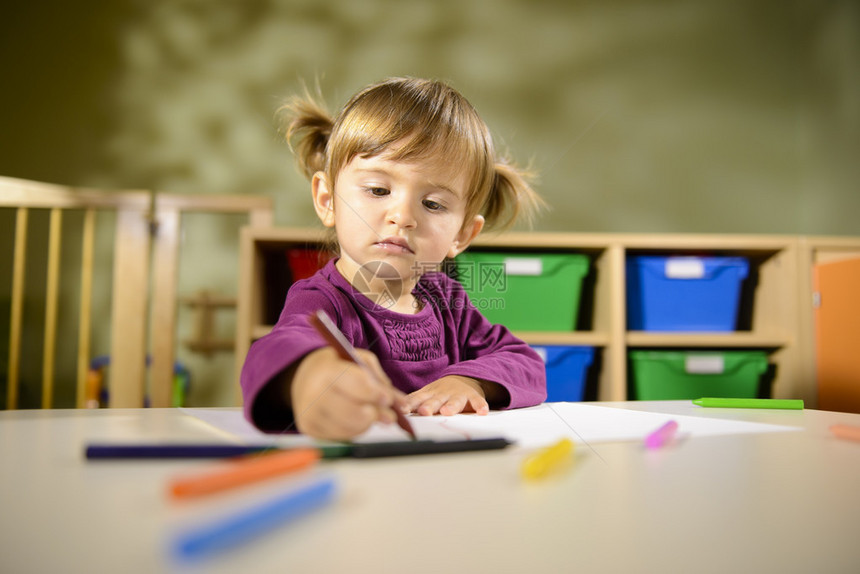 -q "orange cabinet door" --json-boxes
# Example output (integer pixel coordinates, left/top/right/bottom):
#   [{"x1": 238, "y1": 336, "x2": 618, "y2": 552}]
[{"x1": 815, "y1": 257, "x2": 860, "y2": 413}]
